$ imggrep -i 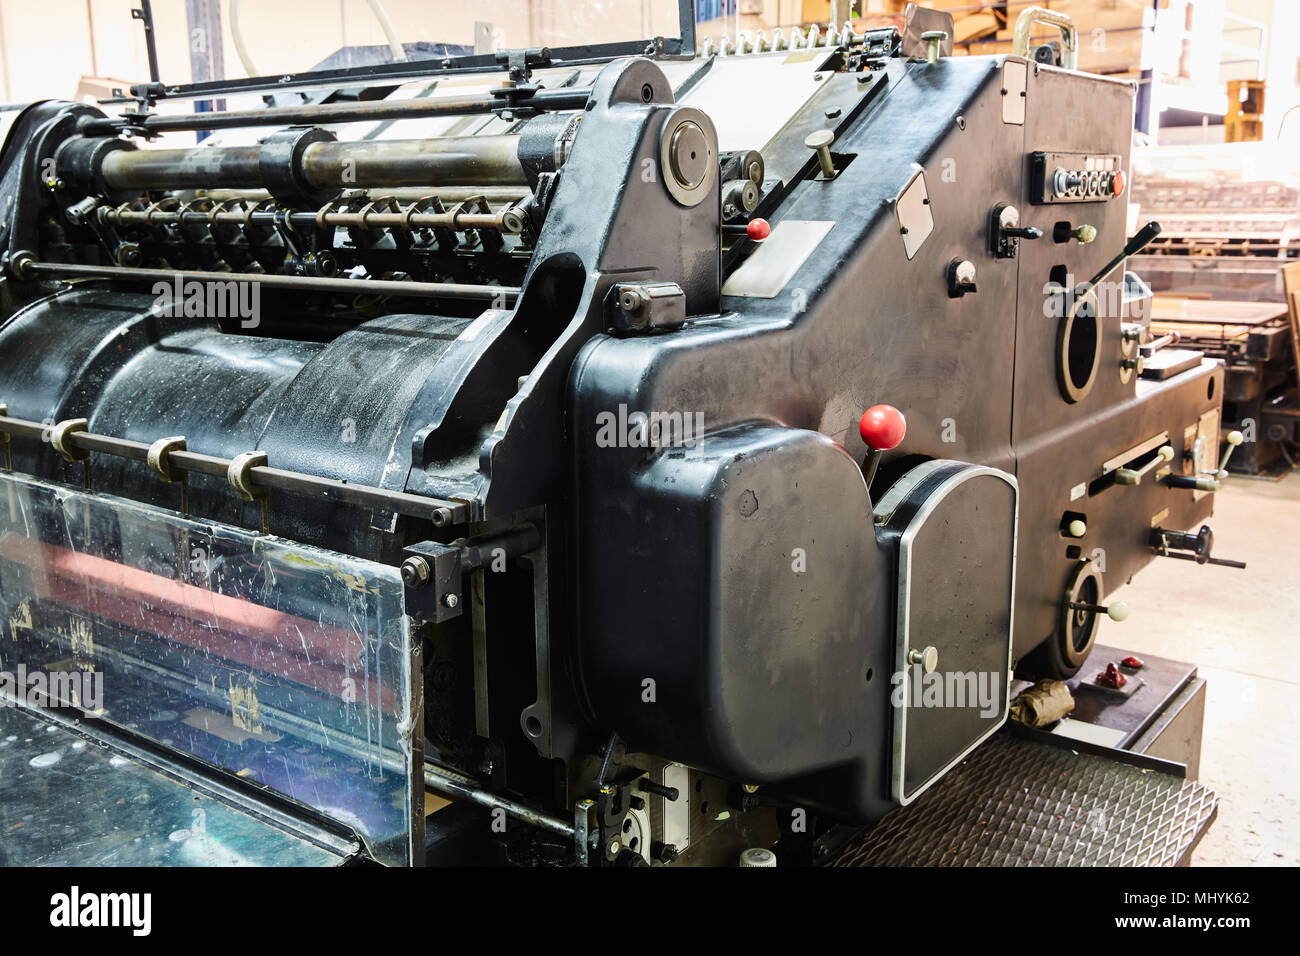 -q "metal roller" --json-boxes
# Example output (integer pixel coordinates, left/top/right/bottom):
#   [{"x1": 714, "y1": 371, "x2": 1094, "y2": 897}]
[{"x1": 98, "y1": 135, "x2": 528, "y2": 193}]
